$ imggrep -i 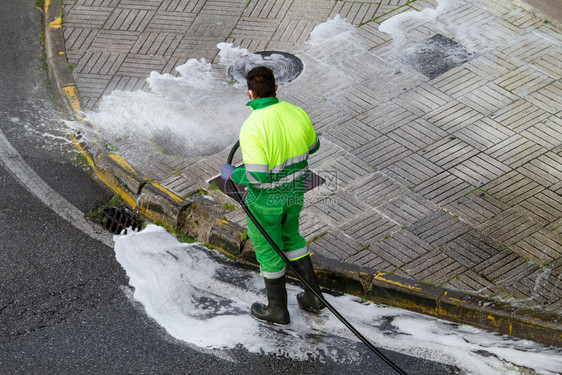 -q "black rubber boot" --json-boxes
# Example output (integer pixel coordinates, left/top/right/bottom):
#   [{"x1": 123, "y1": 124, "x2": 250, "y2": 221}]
[
  {"x1": 292, "y1": 255, "x2": 326, "y2": 314},
  {"x1": 251, "y1": 276, "x2": 290, "y2": 325}
]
